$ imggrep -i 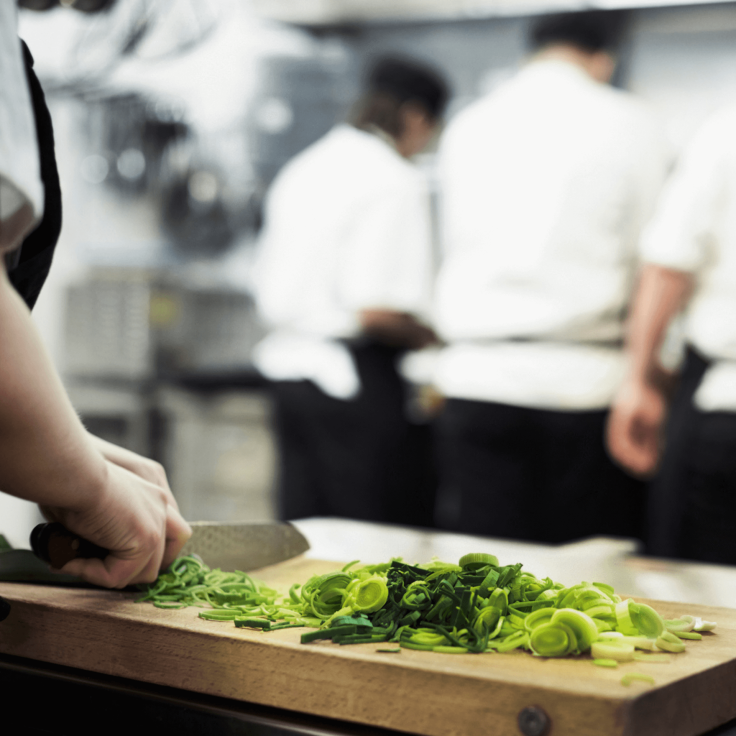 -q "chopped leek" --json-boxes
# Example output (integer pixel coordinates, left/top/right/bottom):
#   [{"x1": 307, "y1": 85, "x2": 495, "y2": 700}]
[
  {"x1": 621, "y1": 673, "x2": 655, "y2": 686},
  {"x1": 137, "y1": 552, "x2": 716, "y2": 666},
  {"x1": 633, "y1": 653, "x2": 671, "y2": 663},
  {"x1": 590, "y1": 640, "x2": 635, "y2": 662},
  {"x1": 674, "y1": 631, "x2": 702, "y2": 640},
  {"x1": 656, "y1": 631, "x2": 687, "y2": 653},
  {"x1": 693, "y1": 617, "x2": 716, "y2": 632}
]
